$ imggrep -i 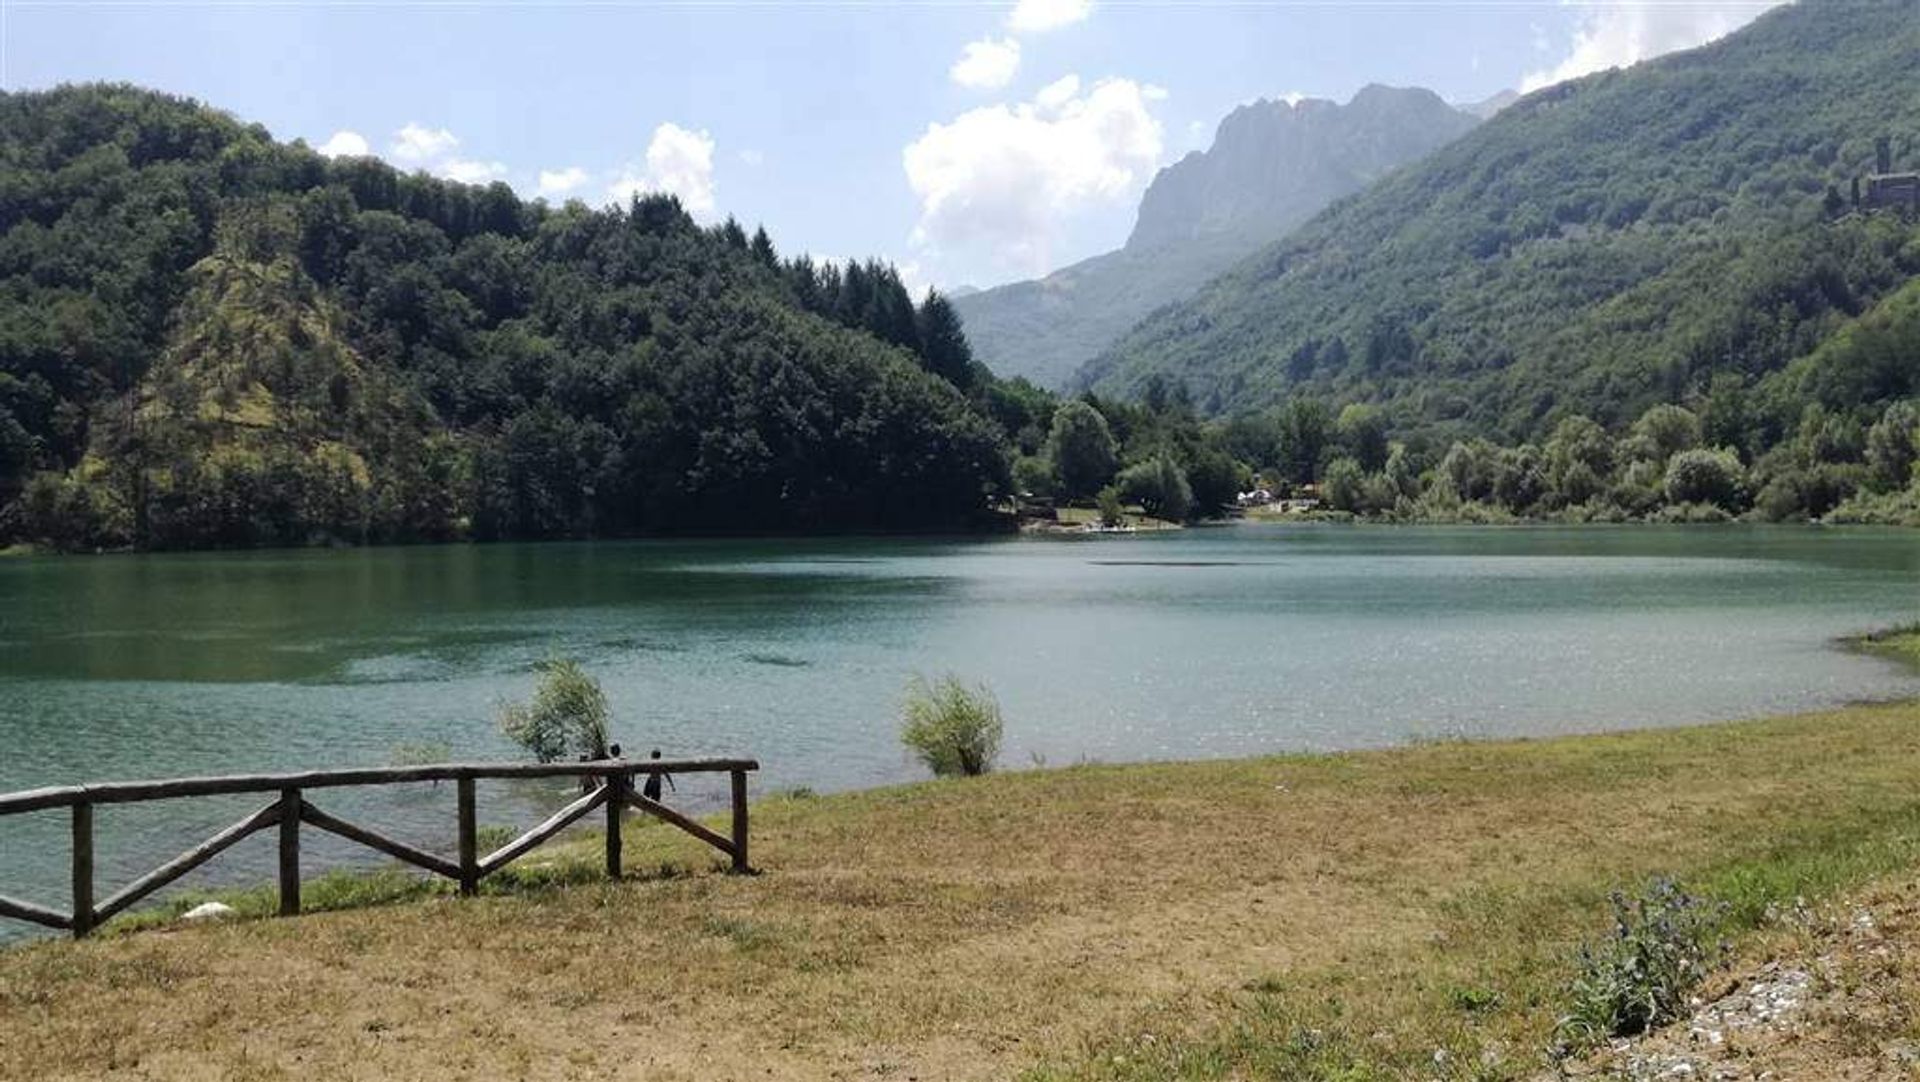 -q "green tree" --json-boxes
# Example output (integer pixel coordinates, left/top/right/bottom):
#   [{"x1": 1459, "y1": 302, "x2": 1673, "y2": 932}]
[
  {"x1": 1335, "y1": 403, "x2": 1389, "y2": 473},
  {"x1": 1439, "y1": 439, "x2": 1497, "y2": 503},
  {"x1": 899, "y1": 674, "x2": 1003, "y2": 778},
  {"x1": 1545, "y1": 415, "x2": 1614, "y2": 505},
  {"x1": 498, "y1": 659, "x2": 612, "y2": 763},
  {"x1": 1864, "y1": 400, "x2": 1918, "y2": 491},
  {"x1": 1046, "y1": 400, "x2": 1118, "y2": 500},
  {"x1": 1182, "y1": 446, "x2": 1248, "y2": 517},
  {"x1": 1626, "y1": 405, "x2": 1703, "y2": 467},
  {"x1": 914, "y1": 292, "x2": 975, "y2": 388},
  {"x1": 1383, "y1": 443, "x2": 1420, "y2": 500},
  {"x1": 1664, "y1": 448, "x2": 1748, "y2": 510},
  {"x1": 1492, "y1": 445, "x2": 1547, "y2": 511},
  {"x1": 1276, "y1": 399, "x2": 1331, "y2": 484},
  {"x1": 1322, "y1": 456, "x2": 1367, "y2": 512},
  {"x1": 749, "y1": 225, "x2": 778, "y2": 268},
  {"x1": 1013, "y1": 454, "x2": 1055, "y2": 498},
  {"x1": 1116, "y1": 454, "x2": 1193, "y2": 522}
]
